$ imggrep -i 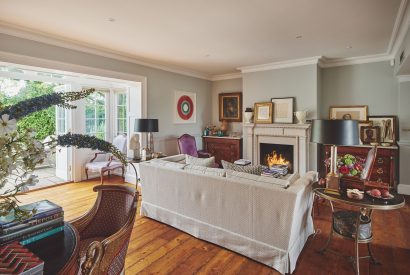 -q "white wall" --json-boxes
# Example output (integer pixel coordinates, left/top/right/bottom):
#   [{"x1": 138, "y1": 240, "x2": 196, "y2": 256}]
[{"x1": 398, "y1": 81, "x2": 410, "y2": 194}]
